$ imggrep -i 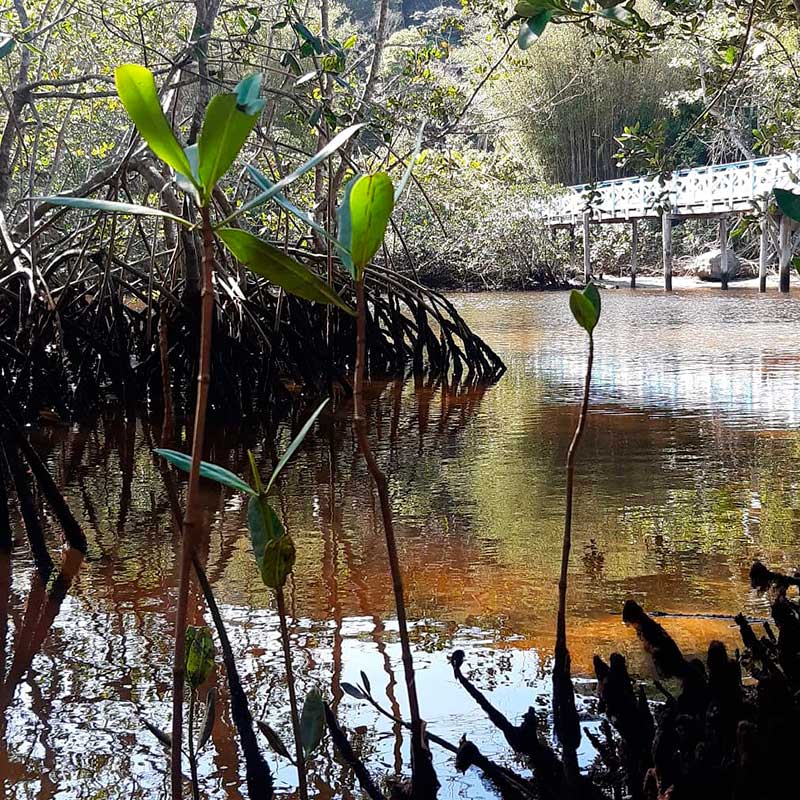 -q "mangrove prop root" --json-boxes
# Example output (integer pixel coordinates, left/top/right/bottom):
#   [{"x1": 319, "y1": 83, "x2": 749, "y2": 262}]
[
  {"x1": 323, "y1": 702, "x2": 387, "y2": 800},
  {"x1": 591, "y1": 563, "x2": 800, "y2": 799},
  {"x1": 193, "y1": 556, "x2": 274, "y2": 799}
]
